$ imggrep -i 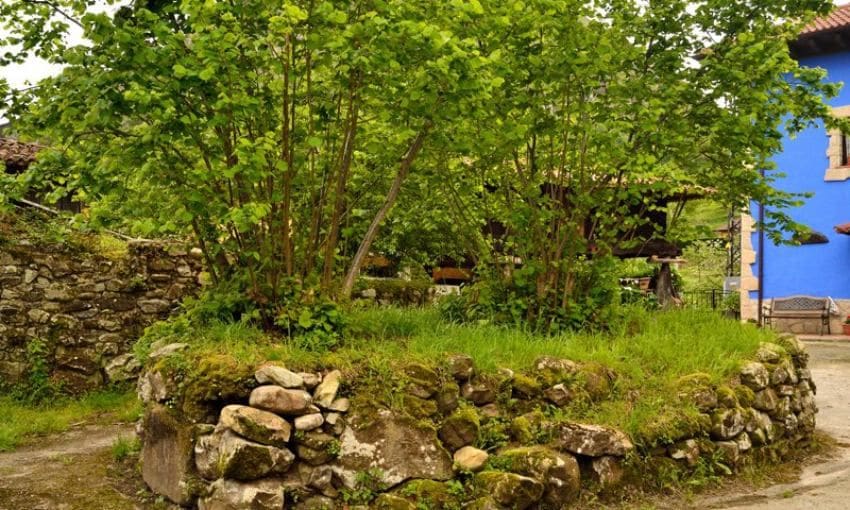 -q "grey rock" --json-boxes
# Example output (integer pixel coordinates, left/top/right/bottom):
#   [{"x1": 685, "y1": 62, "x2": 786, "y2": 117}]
[
  {"x1": 300, "y1": 372, "x2": 322, "y2": 389},
  {"x1": 255, "y1": 364, "x2": 304, "y2": 388},
  {"x1": 327, "y1": 398, "x2": 350, "y2": 413},
  {"x1": 590, "y1": 455, "x2": 625, "y2": 489},
  {"x1": 447, "y1": 354, "x2": 475, "y2": 381},
  {"x1": 104, "y1": 353, "x2": 141, "y2": 383},
  {"x1": 543, "y1": 383, "x2": 573, "y2": 407},
  {"x1": 499, "y1": 446, "x2": 580, "y2": 506},
  {"x1": 220, "y1": 405, "x2": 292, "y2": 447},
  {"x1": 314, "y1": 370, "x2": 342, "y2": 408},
  {"x1": 453, "y1": 446, "x2": 489, "y2": 472},
  {"x1": 141, "y1": 404, "x2": 201, "y2": 506},
  {"x1": 148, "y1": 342, "x2": 189, "y2": 361},
  {"x1": 461, "y1": 378, "x2": 497, "y2": 406},
  {"x1": 294, "y1": 413, "x2": 325, "y2": 431},
  {"x1": 753, "y1": 388, "x2": 779, "y2": 412},
  {"x1": 195, "y1": 429, "x2": 295, "y2": 481},
  {"x1": 710, "y1": 408, "x2": 745, "y2": 440},
  {"x1": 668, "y1": 439, "x2": 700, "y2": 467},
  {"x1": 198, "y1": 478, "x2": 284, "y2": 510},
  {"x1": 740, "y1": 362, "x2": 769, "y2": 391},
  {"x1": 249, "y1": 386, "x2": 313, "y2": 415},
  {"x1": 555, "y1": 422, "x2": 634, "y2": 457},
  {"x1": 475, "y1": 472, "x2": 544, "y2": 510},
  {"x1": 333, "y1": 409, "x2": 453, "y2": 488}
]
